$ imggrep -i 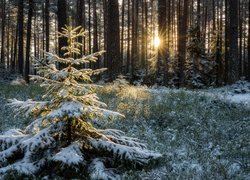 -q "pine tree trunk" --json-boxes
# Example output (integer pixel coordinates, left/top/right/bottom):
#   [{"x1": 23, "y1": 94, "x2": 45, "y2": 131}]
[
  {"x1": 76, "y1": 0, "x2": 83, "y2": 57},
  {"x1": 17, "y1": 0, "x2": 24, "y2": 74},
  {"x1": 131, "y1": 0, "x2": 139, "y2": 81},
  {"x1": 10, "y1": 27, "x2": 15, "y2": 71},
  {"x1": 229, "y1": 0, "x2": 239, "y2": 83},
  {"x1": 13, "y1": 24, "x2": 18, "y2": 71},
  {"x1": 212, "y1": 0, "x2": 216, "y2": 32},
  {"x1": 107, "y1": 0, "x2": 121, "y2": 80},
  {"x1": 121, "y1": 0, "x2": 125, "y2": 70},
  {"x1": 88, "y1": 0, "x2": 91, "y2": 56},
  {"x1": 45, "y1": 0, "x2": 50, "y2": 53},
  {"x1": 158, "y1": 0, "x2": 168, "y2": 84},
  {"x1": 93, "y1": 0, "x2": 99, "y2": 69},
  {"x1": 197, "y1": 0, "x2": 201, "y2": 40},
  {"x1": 1, "y1": 0, "x2": 6, "y2": 64},
  {"x1": 6, "y1": 7, "x2": 10, "y2": 69},
  {"x1": 127, "y1": 0, "x2": 131, "y2": 74},
  {"x1": 42, "y1": 3, "x2": 45, "y2": 58},
  {"x1": 177, "y1": 0, "x2": 189, "y2": 87},
  {"x1": 57, "y1": 0, "x2": 68, "y2": 61},
  {"x1": 34, "y1": 10, "x2": 37, "y2": 59},
  {"x1": 225, "y1": 0, "x2": 229, "y2": 83},
  {"x1": 239, "y1": 0, "x2": 242, "y2": 77},
  {"x1": 24, "y1": 0, "x2": 34, "y2": 83},
  {"x1": 103, "y1": 0, "x2": 108, "y2": 68},
  {"x1": 248, "y1": 0, "x2": 250, "y2": 81}
]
